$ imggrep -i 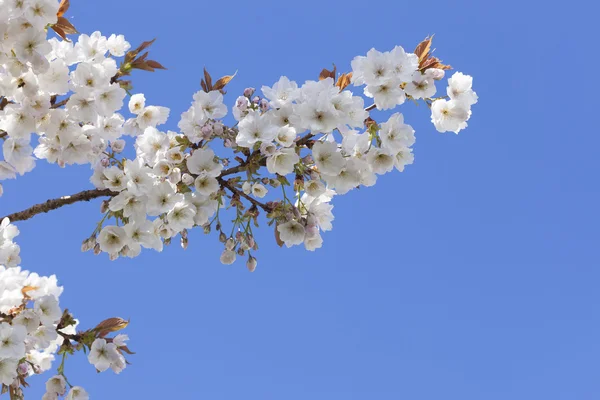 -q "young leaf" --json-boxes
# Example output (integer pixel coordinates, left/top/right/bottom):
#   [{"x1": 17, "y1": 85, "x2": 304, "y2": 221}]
[
  {"x1": 213, "y1": 71, "x2": 237, "y2": 91},
  {"x1": 319, "y1": 64, "x2": 336, "y2": 81},
  {"x1": 336, "y1": 72, "x2": 353, "y2": 91},
  {"x1": 57, "y1": 0, "x2": 70, "y2": 17}
]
